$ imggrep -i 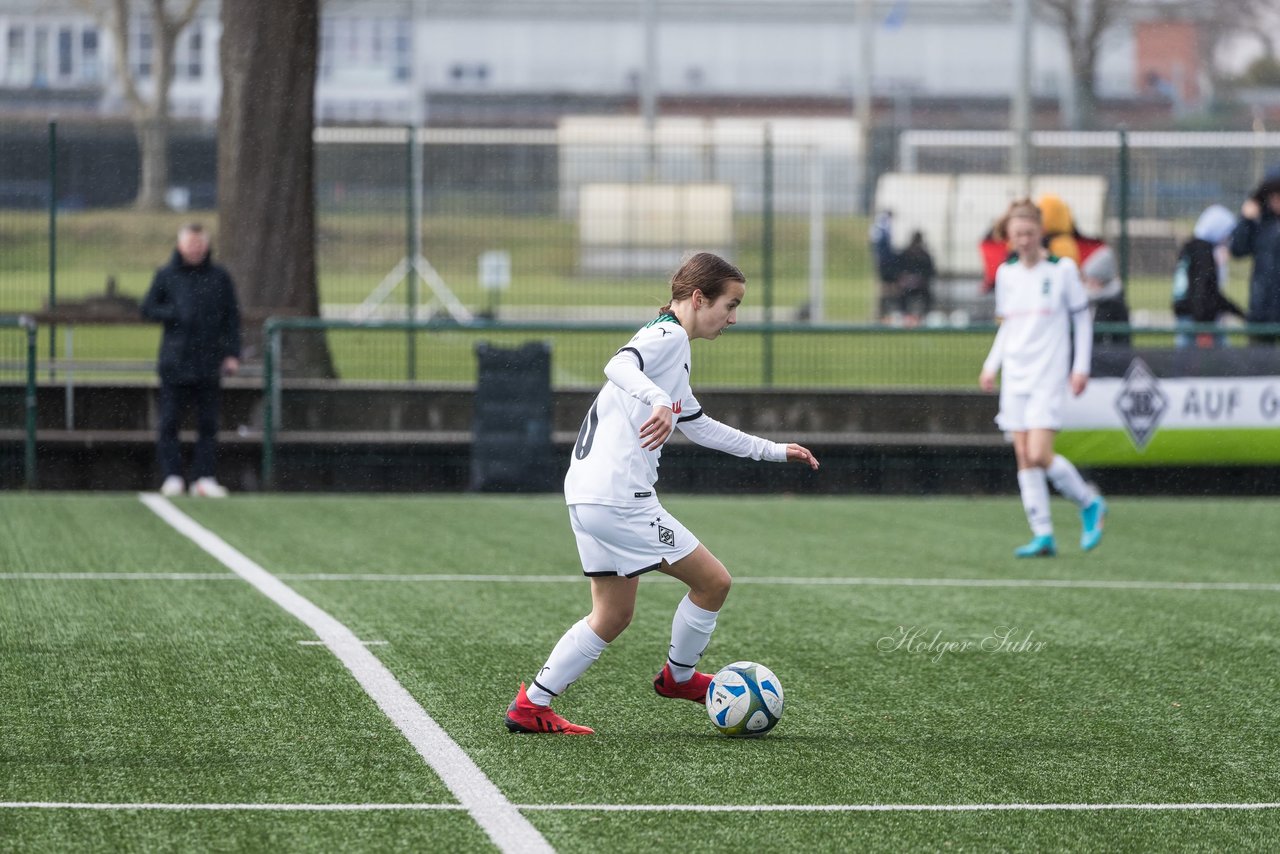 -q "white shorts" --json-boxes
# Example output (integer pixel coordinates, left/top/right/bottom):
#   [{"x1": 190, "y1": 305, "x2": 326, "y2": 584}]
[
  {"x1": 568, "y1": 500, "x2": 700, "y2": 578},
  {"x1": 996, "y1": 383, "x2": 1066, "y2": 433}
]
